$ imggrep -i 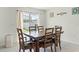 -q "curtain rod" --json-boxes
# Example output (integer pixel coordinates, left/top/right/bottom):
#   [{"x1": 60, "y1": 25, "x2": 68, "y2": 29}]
[
  {"x1": 16, "y1": 9, "x2": 30, "y2": 12},
  {"x1": 16, "y1": 9, "x2": 40, "y2": 14}
]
